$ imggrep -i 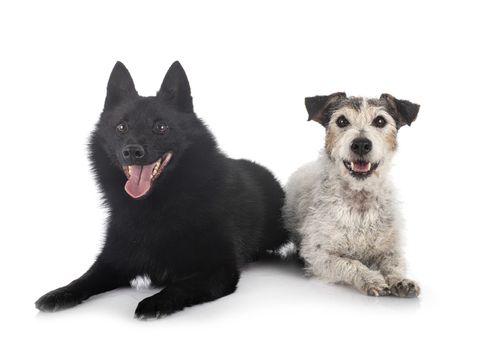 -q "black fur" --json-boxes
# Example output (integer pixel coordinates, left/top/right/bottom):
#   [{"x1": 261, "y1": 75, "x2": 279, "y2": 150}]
[{"x1": 35, "y1": 61, "x2": 289, "y2": 318}]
